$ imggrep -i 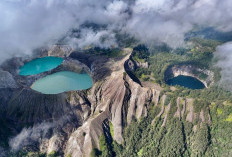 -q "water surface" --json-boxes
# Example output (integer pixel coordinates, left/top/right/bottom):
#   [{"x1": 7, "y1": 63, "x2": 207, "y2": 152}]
[
  {"x1": 166, "y1": 75, "x2": 205, "y2": 89},
  {"x1": 20, "y1": 56, "x2": 63, "y2": 76},
  {"x1": 31, "y1": 71, "x2": 92, "y2": 94}
]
